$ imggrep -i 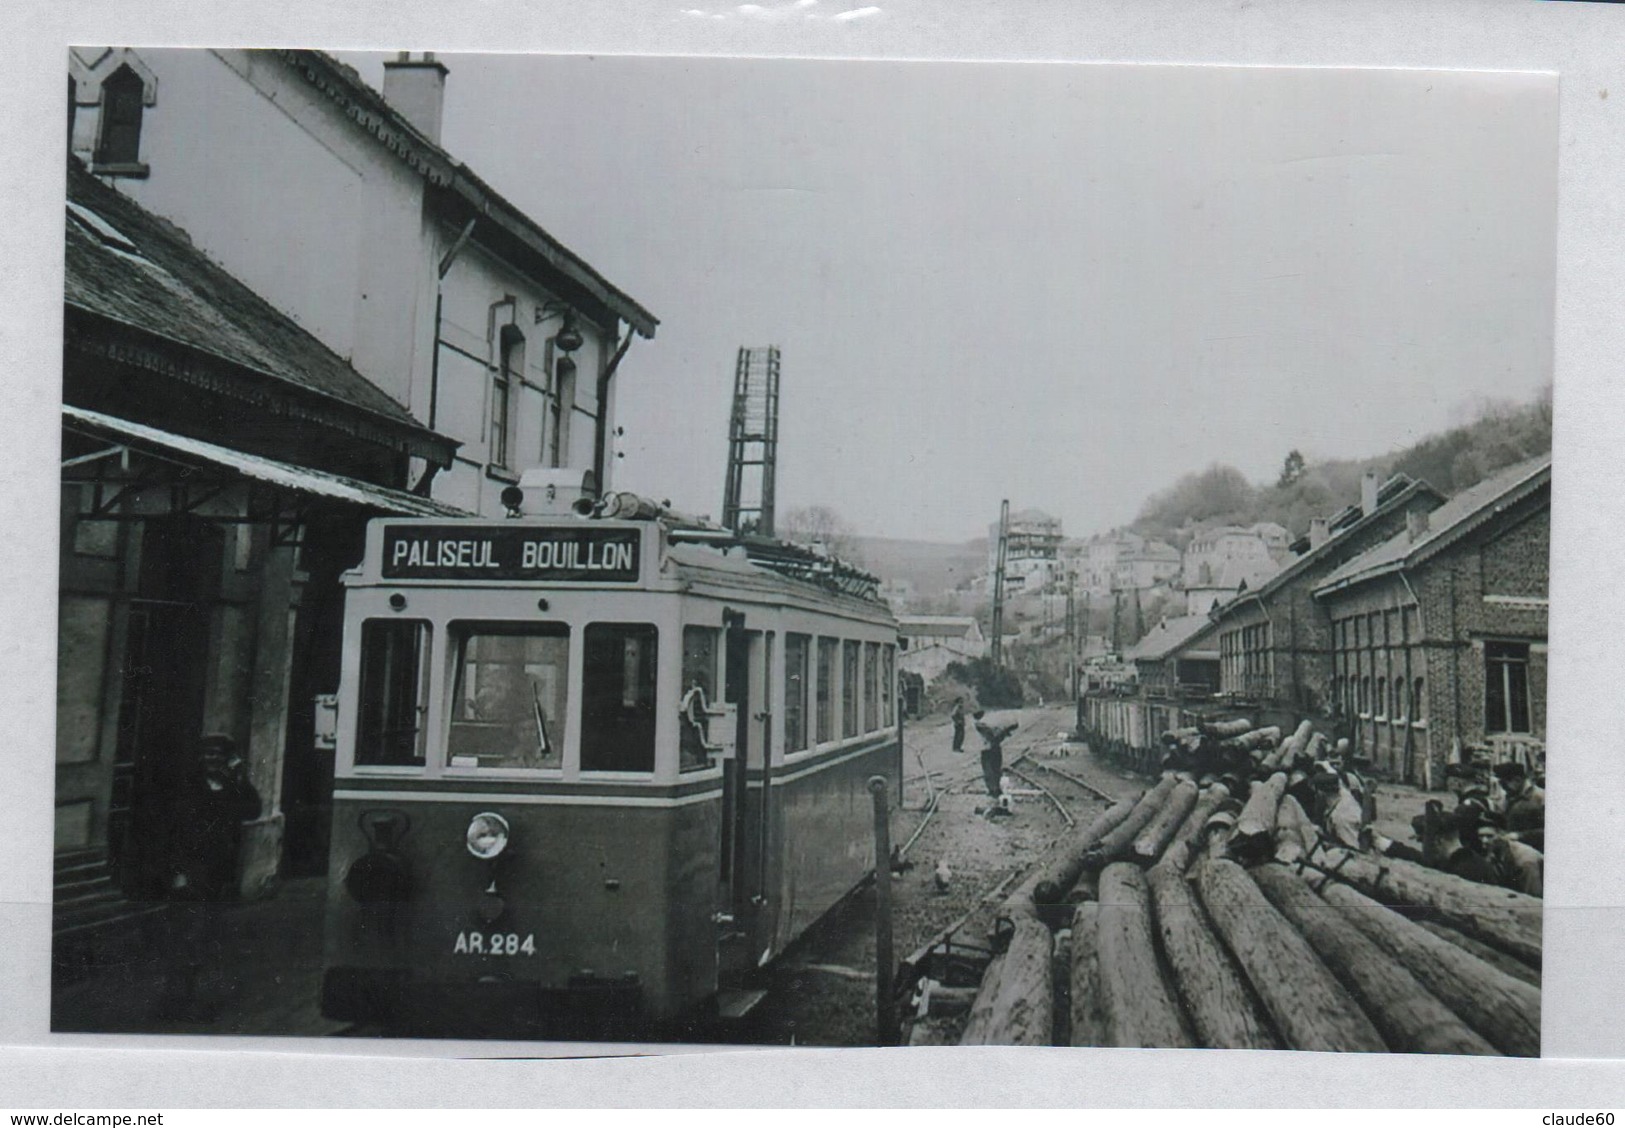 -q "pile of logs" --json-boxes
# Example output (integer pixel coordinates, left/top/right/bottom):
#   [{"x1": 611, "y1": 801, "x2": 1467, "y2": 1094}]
[{"x1": 953, "y1": 716, "x2": 1541, "y2": 1055}]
